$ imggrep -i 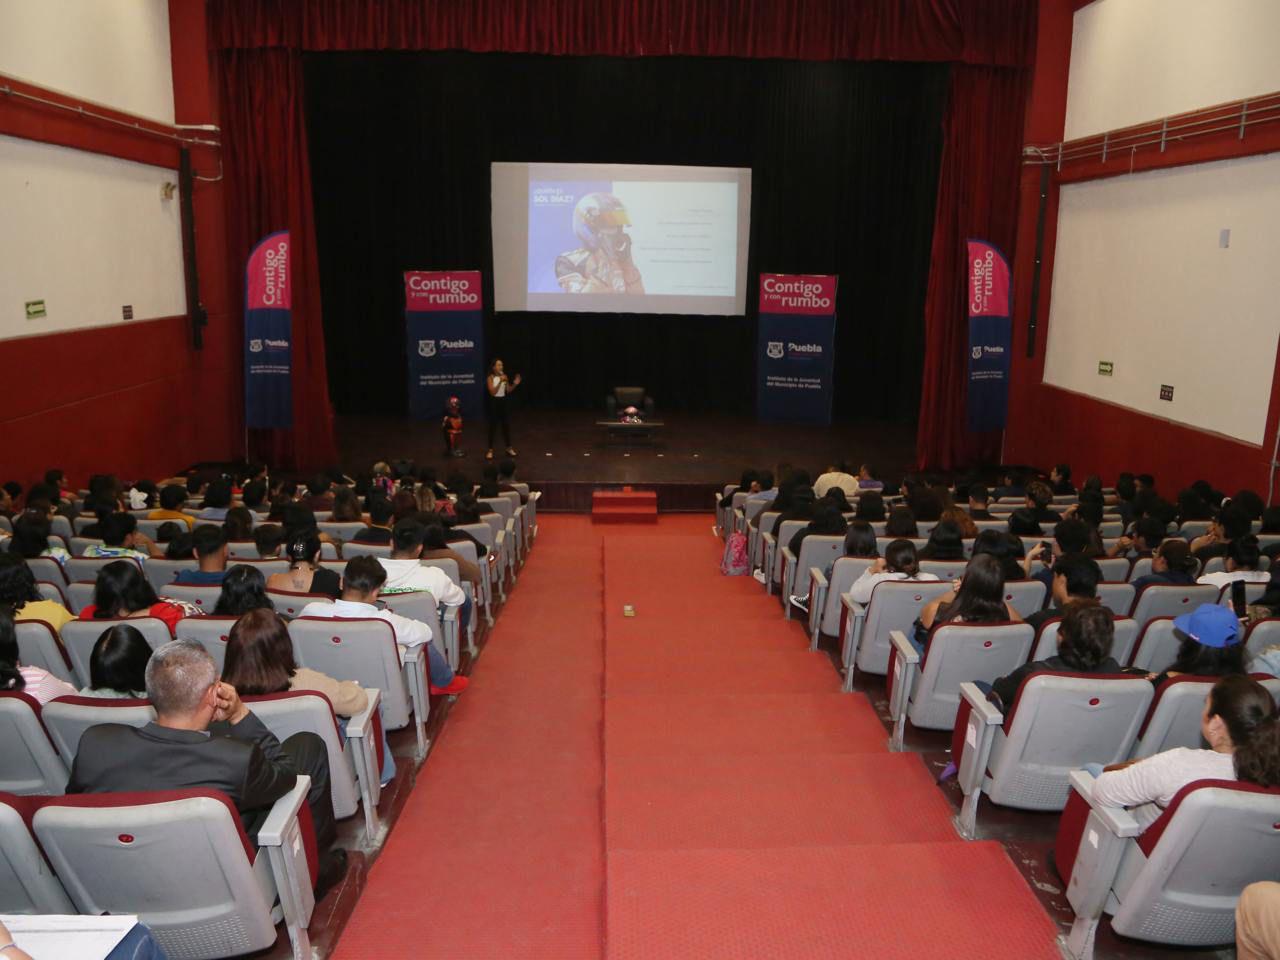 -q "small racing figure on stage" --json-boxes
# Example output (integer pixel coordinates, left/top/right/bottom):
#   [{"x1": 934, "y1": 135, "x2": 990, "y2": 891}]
[
  {"x1": 442, "y1": 395, "x2": 465, "y2": 458},
  {"x1": 554, "y1": 192, "x2": 645, "y2": 294}
]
